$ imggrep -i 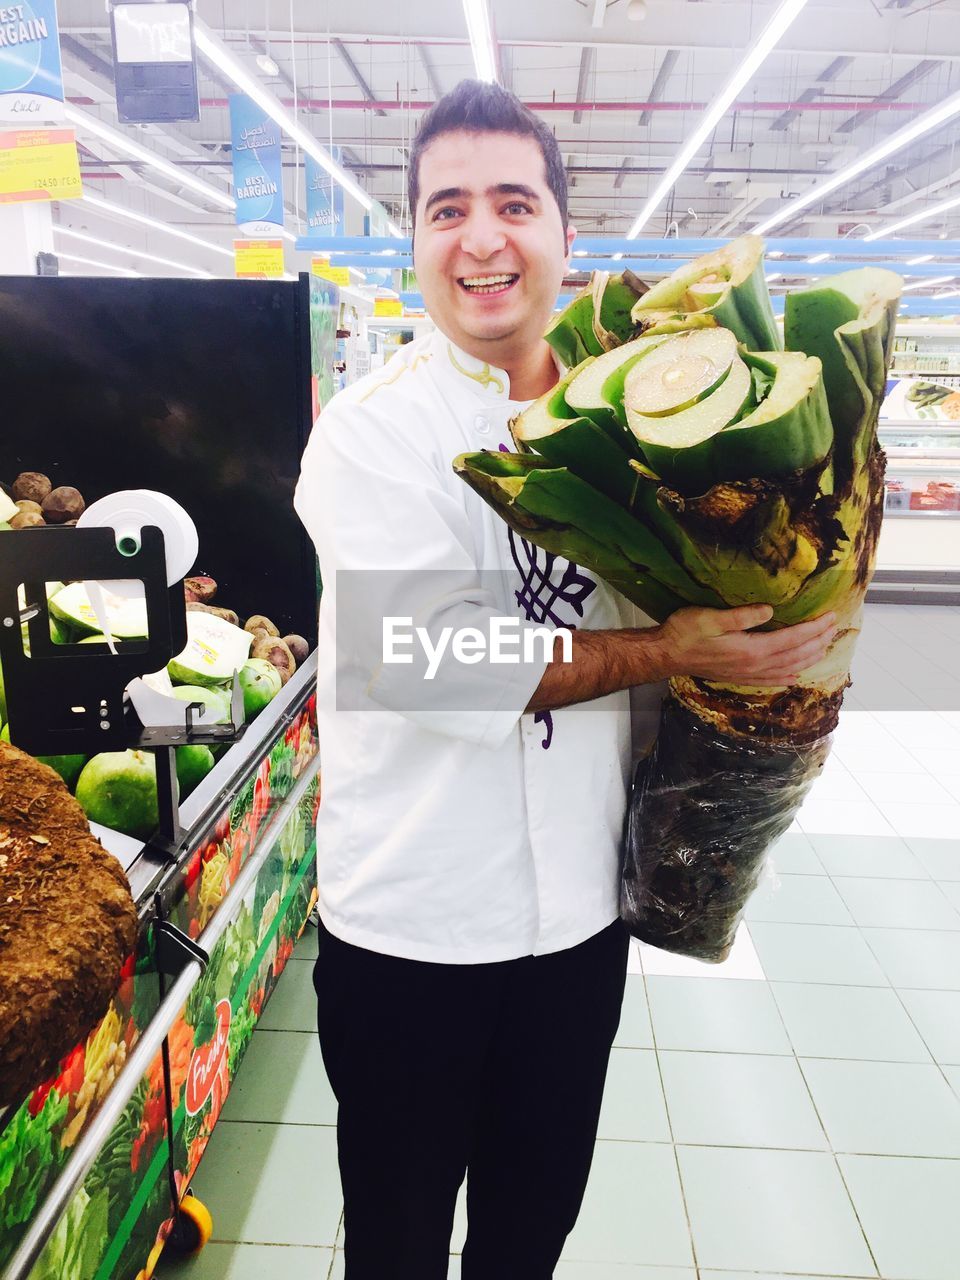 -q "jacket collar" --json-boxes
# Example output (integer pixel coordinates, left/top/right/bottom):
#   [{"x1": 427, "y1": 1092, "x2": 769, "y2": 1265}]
[{"x1": 429, "y1": 329, "x2": 512, "y2": 402}]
